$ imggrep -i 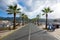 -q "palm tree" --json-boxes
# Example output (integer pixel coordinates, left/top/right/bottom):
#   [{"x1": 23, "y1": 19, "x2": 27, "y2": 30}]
[
  {"x1": 24, "y1": 15, "x2": 28, "y2": 23},
  {"x1": 6, "y1": 4, "x2": 21, "y2": 29},
  {"x1": 21, "y1": 13, "x2": 25, "y2": 25},
  {"x1": 42, "y1": 7, "x2": 53, "y2": 29},
  {"x1": 31, "y1": 18, "x2": 37, "y2": 24},
  {"x1": 36, "y1": 15, "x2": 40, "y2": 26},
  {"x1": 21, "y1": 14, "x2": 29, "y2": 24}
]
